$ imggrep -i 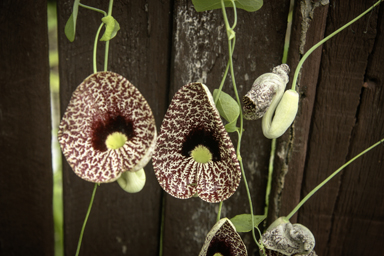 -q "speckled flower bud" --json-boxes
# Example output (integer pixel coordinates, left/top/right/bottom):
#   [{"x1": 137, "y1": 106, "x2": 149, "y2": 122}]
[
  {"x1": 243, "y1": 64, "x2": 290, "y2": 120},
  {"x1": 261, "y1": 218, "x2": 316, "y2": 256}
]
